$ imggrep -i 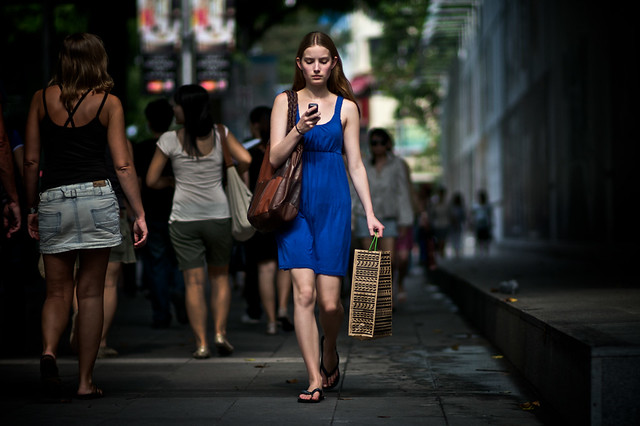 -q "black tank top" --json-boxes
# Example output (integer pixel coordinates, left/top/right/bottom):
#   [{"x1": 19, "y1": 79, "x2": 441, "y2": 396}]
[{"x1": 40, "y1": 87, "x2": 110, "y2": 191}]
